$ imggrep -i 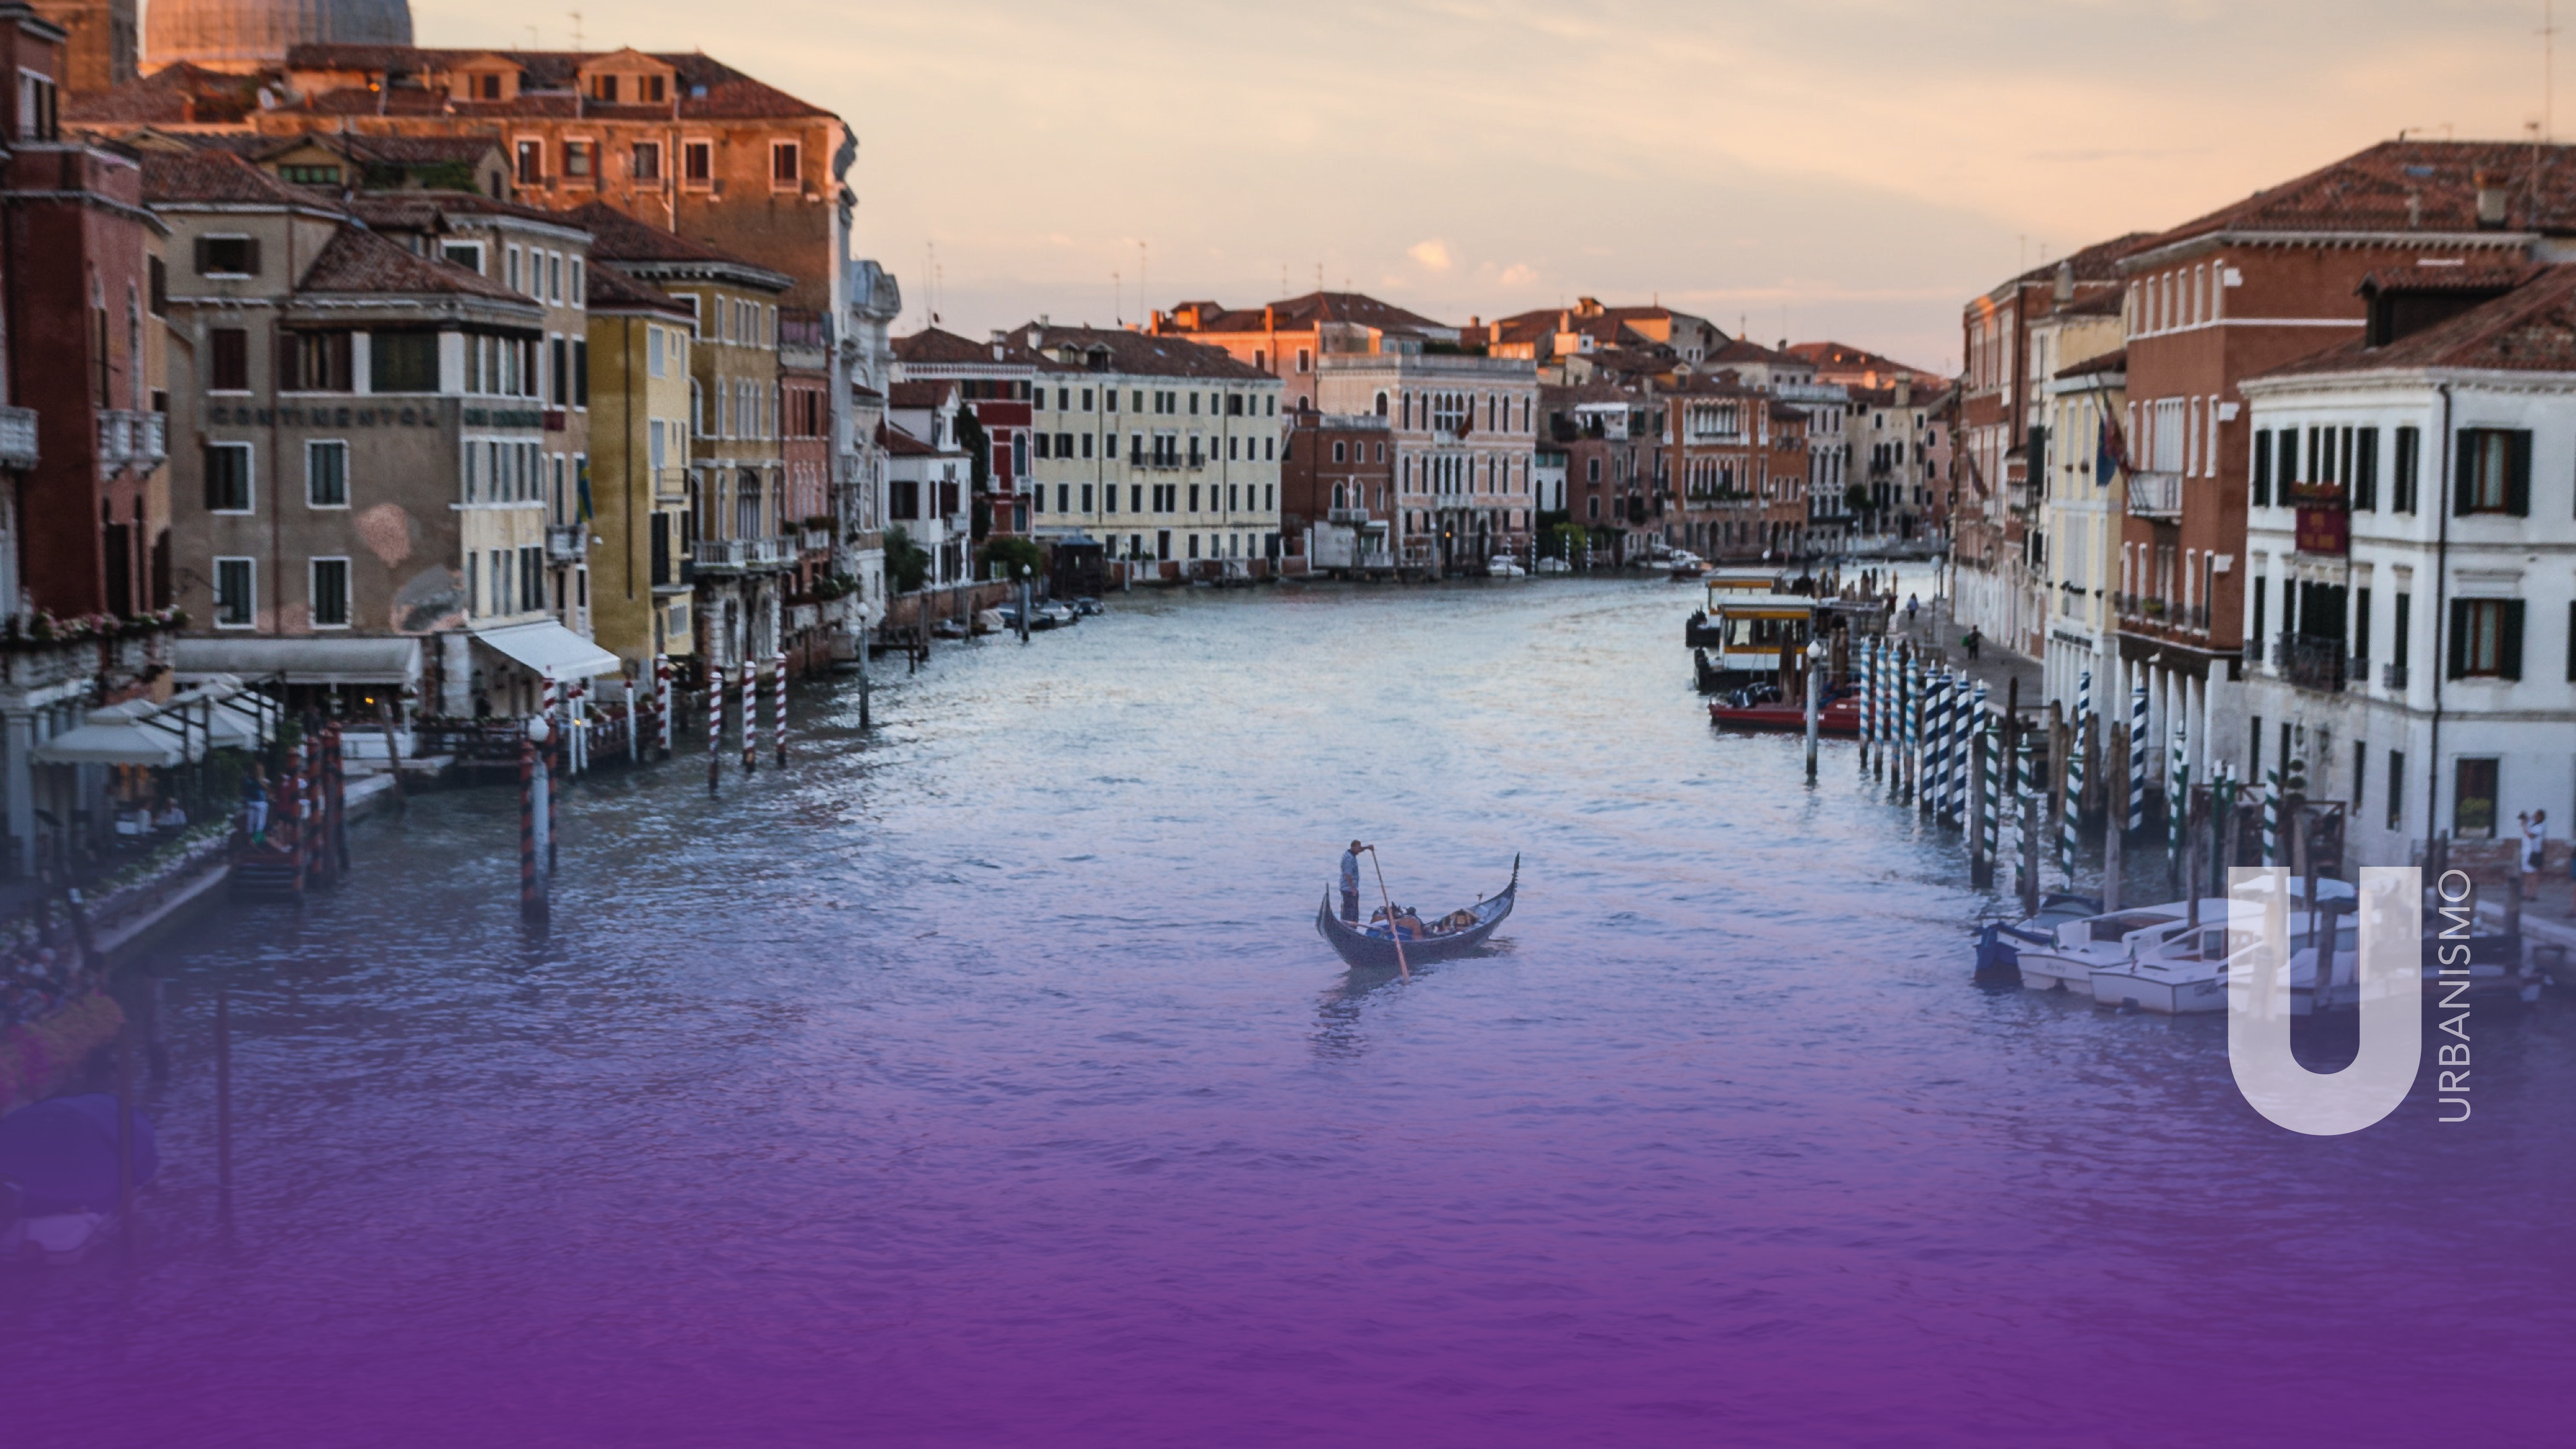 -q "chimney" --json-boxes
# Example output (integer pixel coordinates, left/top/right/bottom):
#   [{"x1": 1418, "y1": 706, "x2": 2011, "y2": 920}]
[
  {"x1": 2475, "y1": 170, "x2": 2508, "y2": 228},
  {"x1": 1895, "y1": 378, "x2": 1912, "y2": 408},
  {"x1": 2052, "y1": 259, "x2": 2074, "y2": 307},
  {"x1": 2407, "y1": 191, "x2": 2423, "y2": 229}
]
